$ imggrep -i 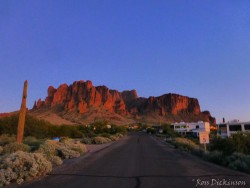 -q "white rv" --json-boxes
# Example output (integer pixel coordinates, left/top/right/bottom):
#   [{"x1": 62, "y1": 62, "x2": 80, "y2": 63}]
[
  {"x1": 171, "y1": 121, "x2": 210, "y2": 137},
  {"x1": 217, "y1": 120, "x2": 250, "y2": 138}
]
